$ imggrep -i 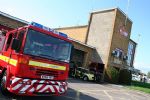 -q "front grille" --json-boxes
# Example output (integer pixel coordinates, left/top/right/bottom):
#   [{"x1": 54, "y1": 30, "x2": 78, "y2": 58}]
[{"x1": 36, "y1": 69, "x2": 58, "y2": 78}]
